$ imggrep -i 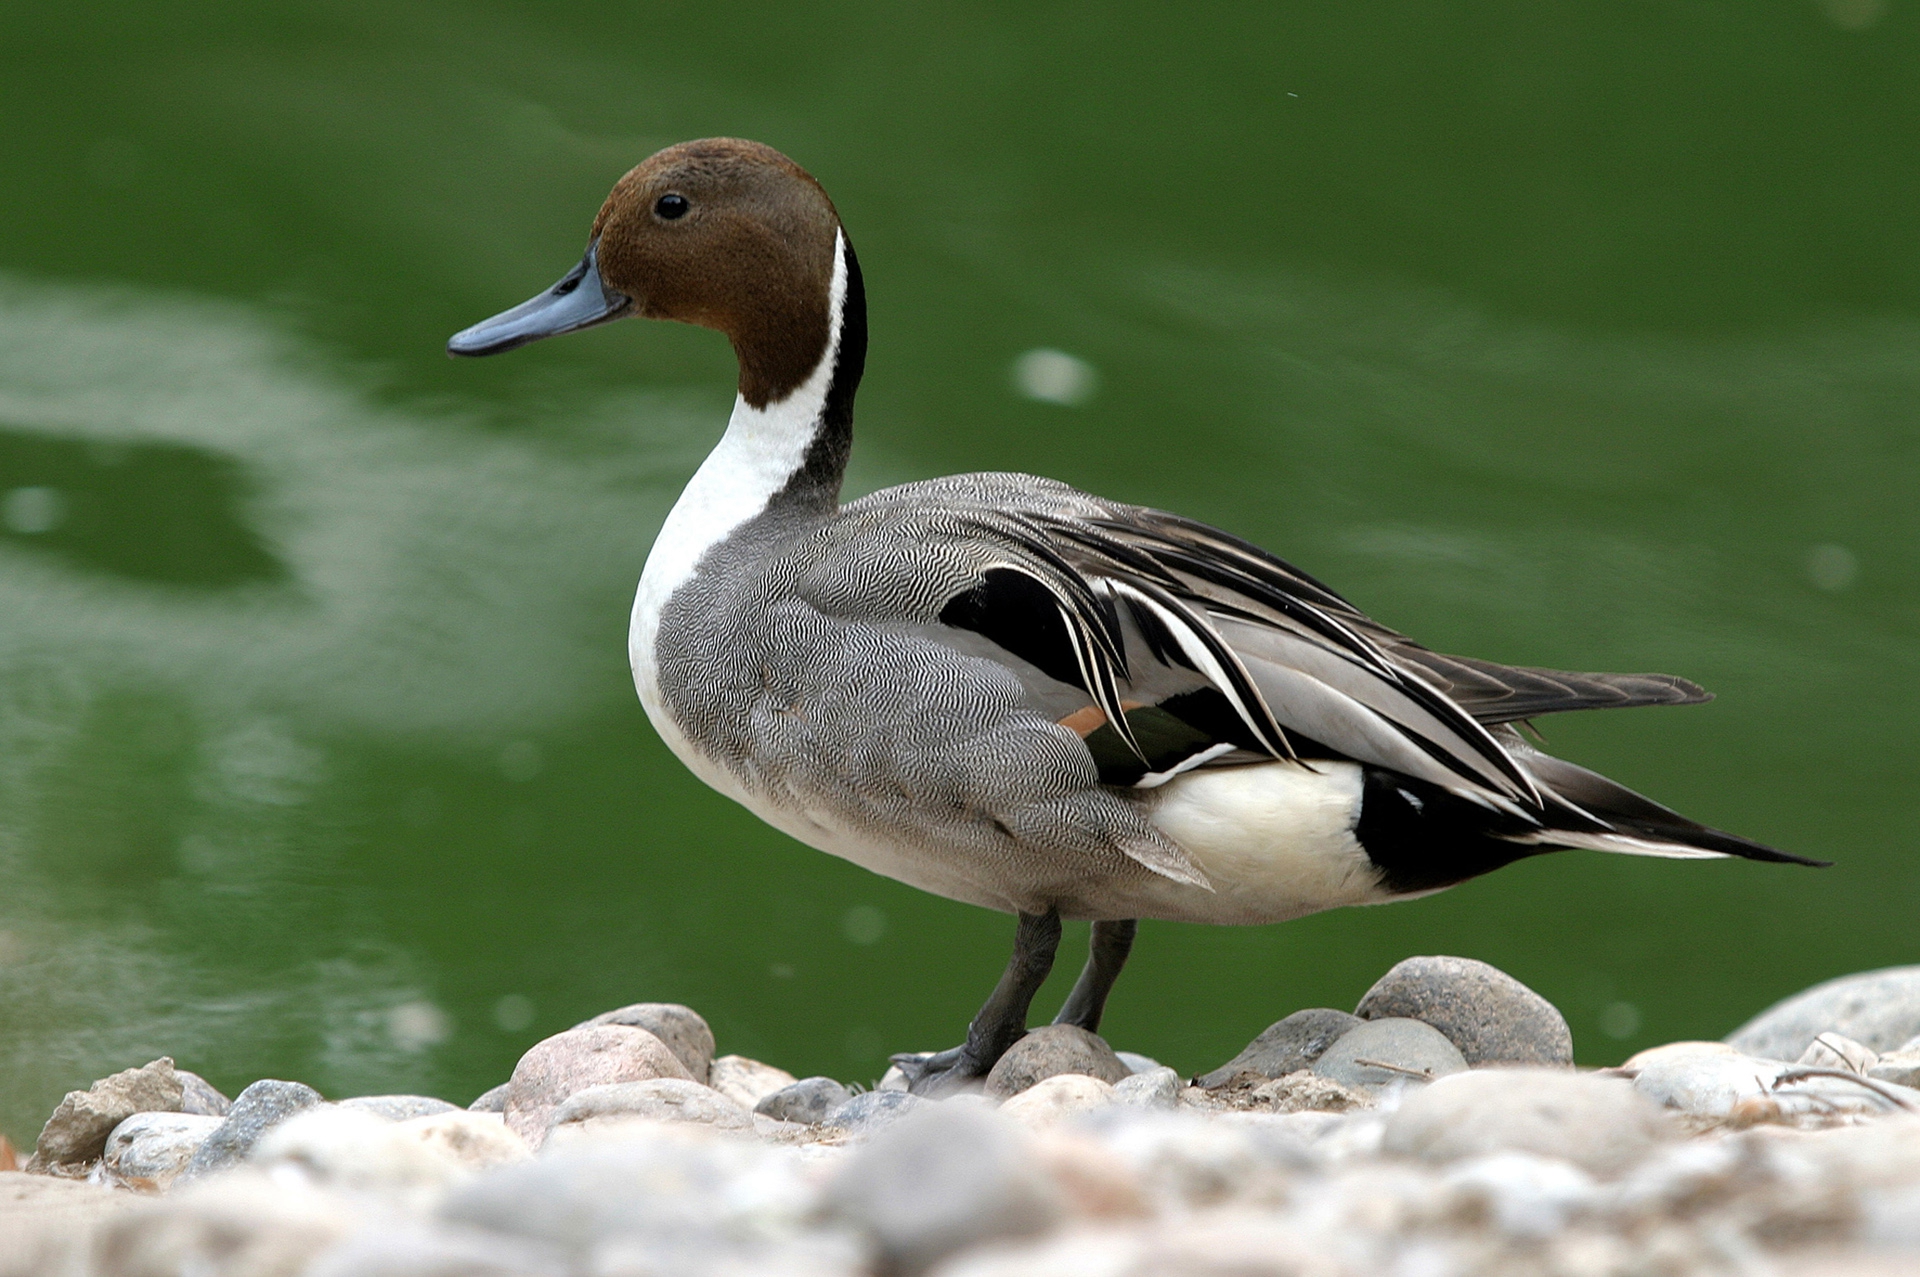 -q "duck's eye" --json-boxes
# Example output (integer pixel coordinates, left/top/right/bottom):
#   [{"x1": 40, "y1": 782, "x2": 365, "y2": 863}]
[{"x1": 654, "y1": 193, "x2": 690, "y2": 221}]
